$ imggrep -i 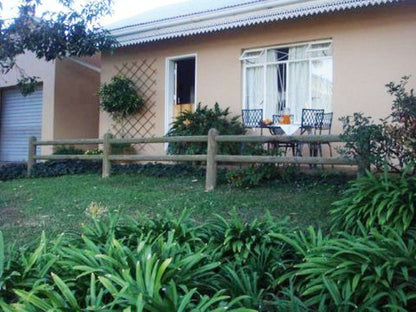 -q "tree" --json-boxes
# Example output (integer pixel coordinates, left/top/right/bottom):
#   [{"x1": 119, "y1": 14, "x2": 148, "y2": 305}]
[{"x1": 0, "y1": 0, "x2": 117, "y2": 93}]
